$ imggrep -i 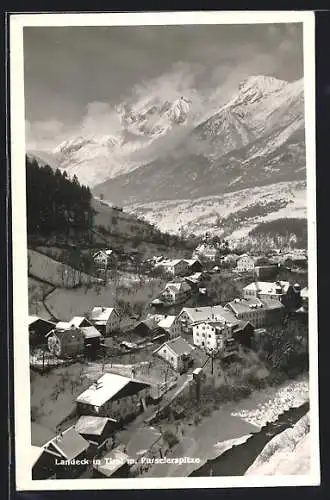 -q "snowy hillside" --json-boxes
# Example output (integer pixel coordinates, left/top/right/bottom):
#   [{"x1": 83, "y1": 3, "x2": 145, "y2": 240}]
[{"x1": 125, "y1": 181, "x2": 306, "y2": 241}]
